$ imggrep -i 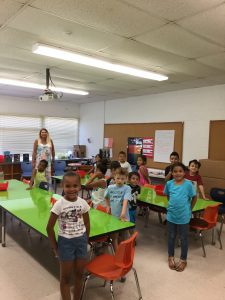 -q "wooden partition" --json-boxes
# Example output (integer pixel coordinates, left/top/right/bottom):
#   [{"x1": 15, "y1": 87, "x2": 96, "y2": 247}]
[
  {"x1": 104, "y1": 122, "x2": 184, "y2": 169},
  {"x1": 209, "y1": 120, "x2": 225, "y2": 160}
]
